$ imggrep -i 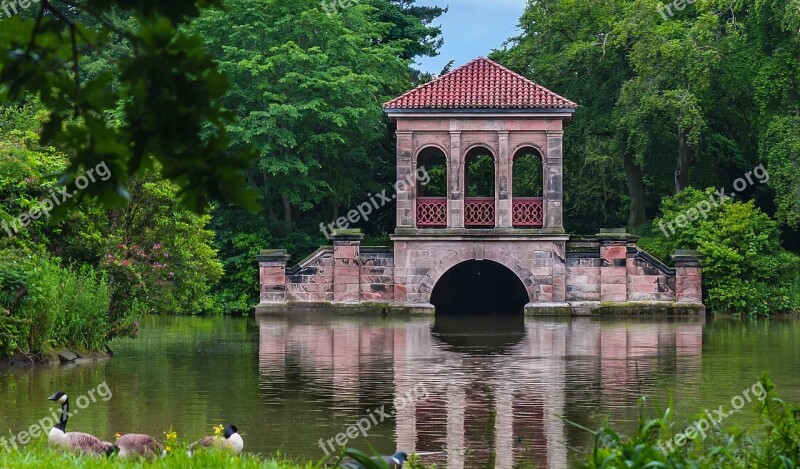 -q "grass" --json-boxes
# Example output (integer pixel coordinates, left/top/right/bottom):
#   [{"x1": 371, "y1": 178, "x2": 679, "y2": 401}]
[{"x1": 0, "y1": 441, "x2": 434, "y2": 469}]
